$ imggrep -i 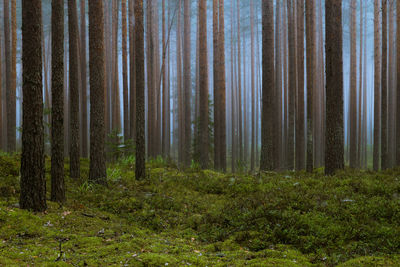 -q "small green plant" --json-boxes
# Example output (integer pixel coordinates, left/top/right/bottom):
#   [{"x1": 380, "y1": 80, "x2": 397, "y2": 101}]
[
  {"x1": 77, "y1": 181, "x2": 94, "y2": 194},
  {"x1": 106, "y1": 129, "x2": 135, "y2": 161}
]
